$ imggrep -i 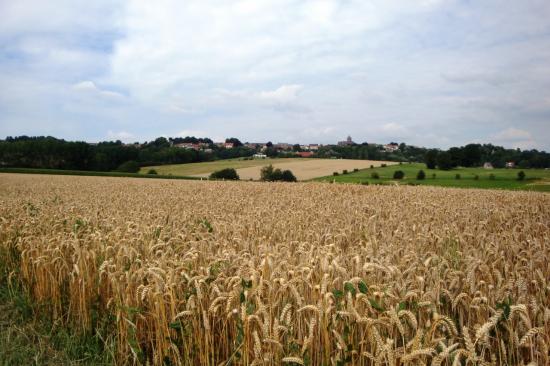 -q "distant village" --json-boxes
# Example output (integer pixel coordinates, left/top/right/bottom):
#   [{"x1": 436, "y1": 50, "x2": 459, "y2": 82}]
[{"x1": 168, "y1": 135, "x2": 401, "y2": 158}]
